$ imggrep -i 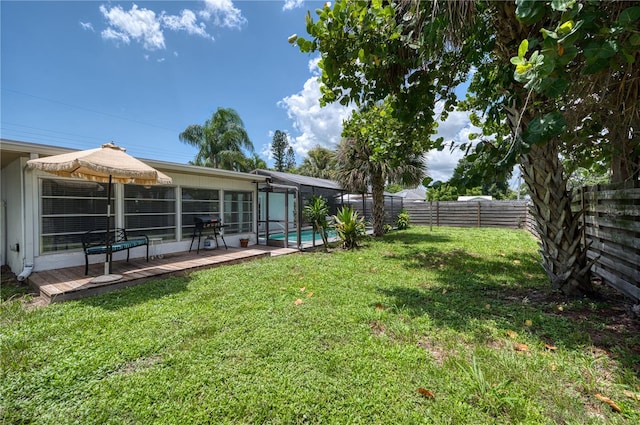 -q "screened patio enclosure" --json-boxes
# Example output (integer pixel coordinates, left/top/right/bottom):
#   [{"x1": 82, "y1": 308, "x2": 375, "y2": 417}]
[
  {"x1": 253, "y1": 170, "x2": 403, "y2": 249},
  {"x1": 254, "y1": 170, "x2": 344, "y2": 249}
]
